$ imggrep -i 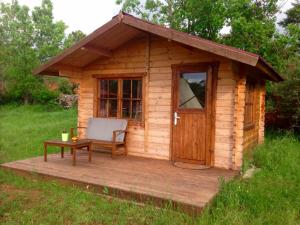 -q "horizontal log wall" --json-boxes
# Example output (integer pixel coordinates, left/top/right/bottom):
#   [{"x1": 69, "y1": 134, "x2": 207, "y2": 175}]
[
  {"x1": 214, "y1": 62, "x2": 237, "y2": 169},
  {"x1": 61, "y1": 36, "x2": 238, "y2": 169}
]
